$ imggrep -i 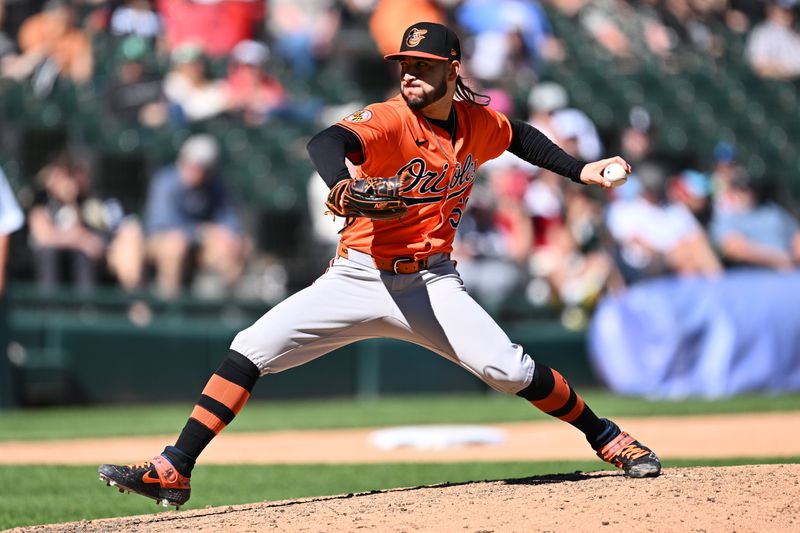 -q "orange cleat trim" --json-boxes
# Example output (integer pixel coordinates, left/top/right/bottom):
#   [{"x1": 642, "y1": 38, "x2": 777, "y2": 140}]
[
  {"x1": 150, "y1": 455, "x2": 191, "y2": 489},
  {"x1": 597, "y1": 431, "x2": 635, "y2": 462}
]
